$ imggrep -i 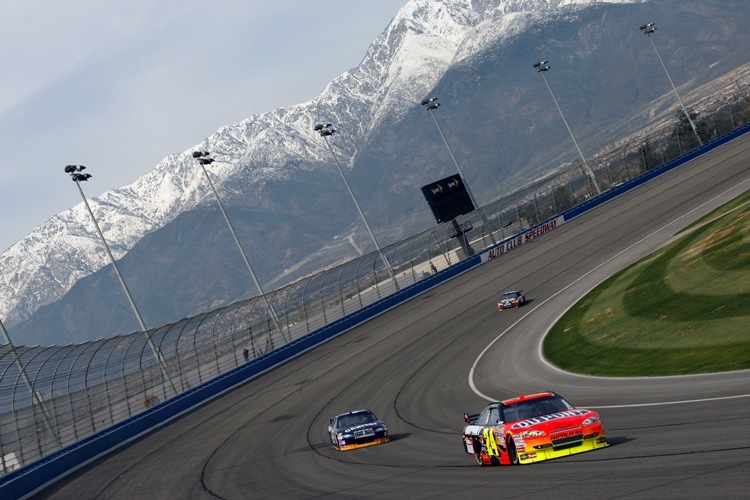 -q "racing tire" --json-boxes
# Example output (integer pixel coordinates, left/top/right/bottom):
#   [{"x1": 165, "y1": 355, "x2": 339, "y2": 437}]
[
  {"x1": 507, "y1": 437, "x2": 520, "y2": 465},
  {"x1": 475, "y1": 438, "x2": 496, "y2": 466},
  {"x1": 473, "y1": 439, "x2": 486, "y2": 466}
]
